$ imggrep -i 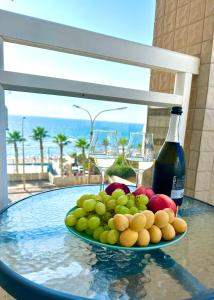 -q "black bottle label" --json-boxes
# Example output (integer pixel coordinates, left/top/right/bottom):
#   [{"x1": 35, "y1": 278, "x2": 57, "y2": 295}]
[{"x1": 170, "y1": 175, "x2": 185, "y2": 199}]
